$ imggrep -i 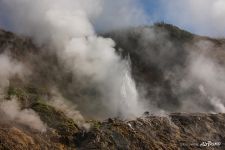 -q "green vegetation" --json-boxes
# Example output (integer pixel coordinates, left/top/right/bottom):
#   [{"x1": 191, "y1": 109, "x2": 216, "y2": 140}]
[
  {"x1": 89, "y1": 120, "x2": 101, "y2": 130},
  {"x1": 5, "y1": 84, "x2": 80, "y2": 147},
  {"x1": 31, "y1": 102, "x2": 79, "y2": 136},
  {"x1": 6, "y1": 85, "x2": 49, "y2": 107},
  {"x1": 31, "y1": 102, "x2": 80, "y2": 146}
]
